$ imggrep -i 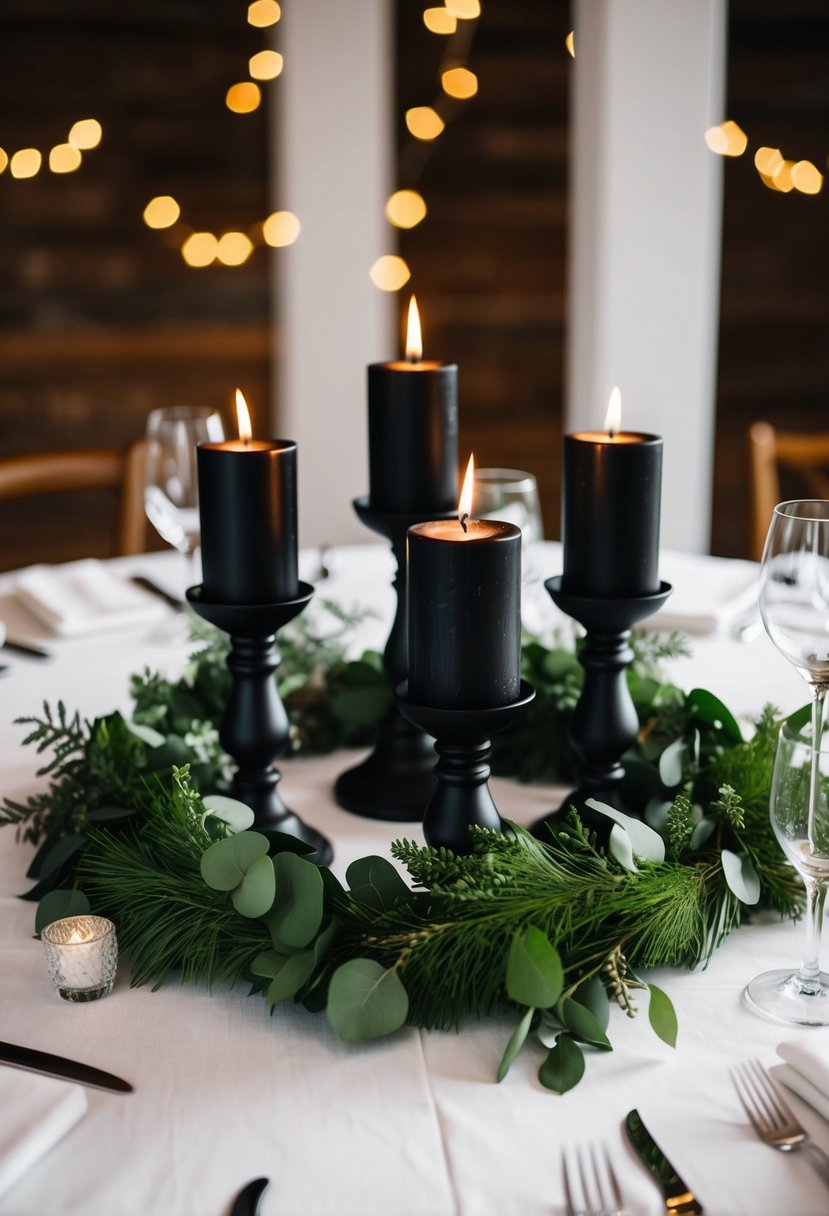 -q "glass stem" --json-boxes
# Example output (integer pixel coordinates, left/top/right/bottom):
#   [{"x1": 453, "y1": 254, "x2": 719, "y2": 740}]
[
  {"x1": 796, "y1": 878, "x2": 827, "y2": 995},
  {"x1": 808, "y1": 686, "x2": 826, "y2": 853}
]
